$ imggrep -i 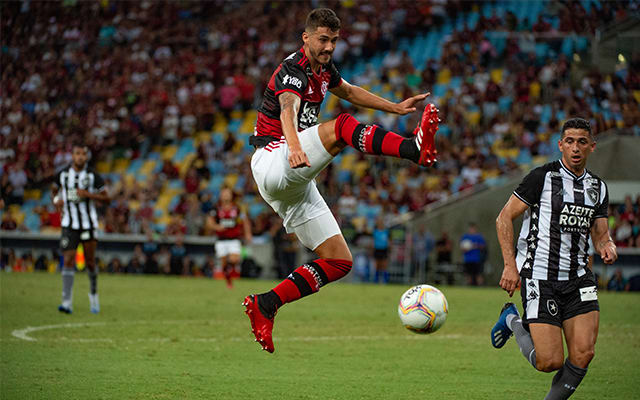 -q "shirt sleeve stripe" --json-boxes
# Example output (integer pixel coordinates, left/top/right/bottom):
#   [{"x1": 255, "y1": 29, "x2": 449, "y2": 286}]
[
  {"x1": 513, "y1": 191, "x2": 533, "y2": 206},
  {"x1": 274, "y1": 88, "x2": 302, "y2": 98}
]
